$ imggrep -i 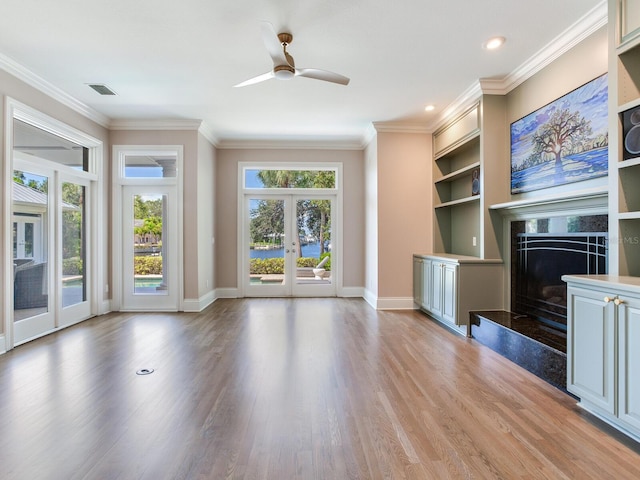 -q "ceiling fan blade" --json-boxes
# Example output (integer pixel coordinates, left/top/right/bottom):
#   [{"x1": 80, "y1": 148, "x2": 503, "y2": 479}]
[
  {"x1": 261, "y1": 22, "x2": 289, "y2": 66},
  {"x1": 295, "y1": 68, "x2": 350, "y2": 85},
  {"x1": 233, "y1": 71, "x2": 275, "y2": 88}
]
